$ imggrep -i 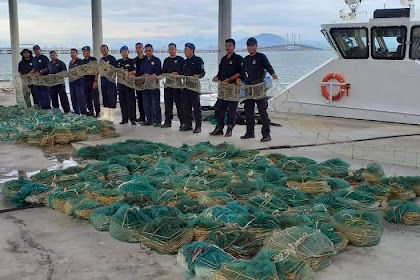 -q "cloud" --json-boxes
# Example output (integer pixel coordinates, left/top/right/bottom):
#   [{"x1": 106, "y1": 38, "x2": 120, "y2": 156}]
[{"x1": 0, "y1": 0, "x2": 411, "y2": 48}]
